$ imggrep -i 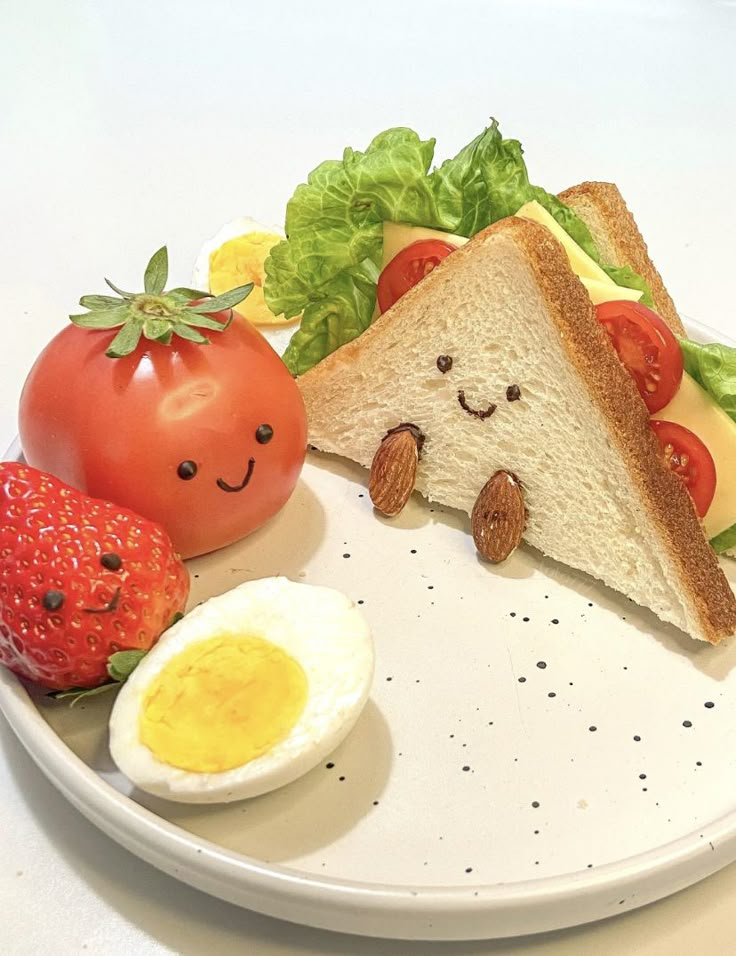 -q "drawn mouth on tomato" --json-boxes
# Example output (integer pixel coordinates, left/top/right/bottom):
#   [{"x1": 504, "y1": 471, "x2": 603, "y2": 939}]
[{"x1": 217, "y1": 457, "x2": 256, "y2": 493}]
